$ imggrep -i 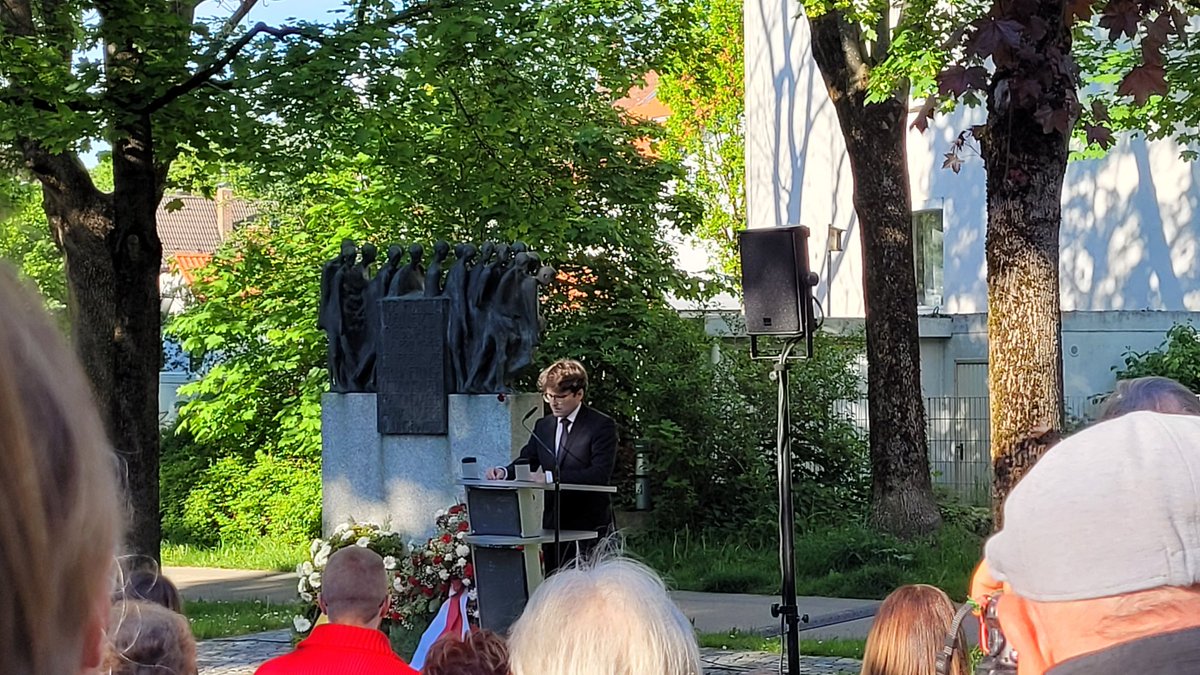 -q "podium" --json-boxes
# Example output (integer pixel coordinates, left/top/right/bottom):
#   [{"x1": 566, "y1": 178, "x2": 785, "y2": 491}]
[{"x1": 458, "y1": 478, "x2": 617, "y2": 633}]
